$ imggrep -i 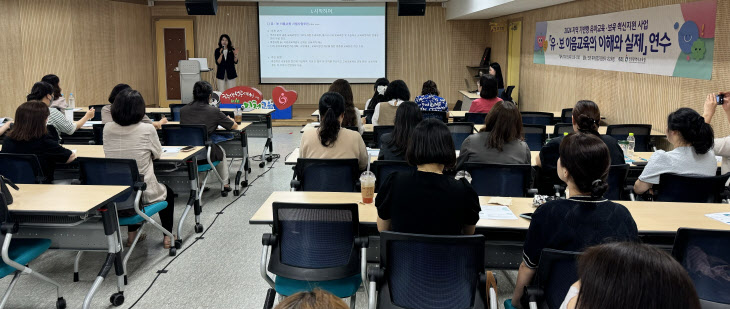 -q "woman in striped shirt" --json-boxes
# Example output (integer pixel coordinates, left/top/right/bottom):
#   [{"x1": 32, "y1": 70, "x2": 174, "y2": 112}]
[{"x1": 26, "y1": 81, "x2": 95, "y2": 137}]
